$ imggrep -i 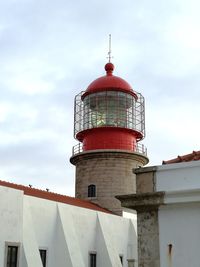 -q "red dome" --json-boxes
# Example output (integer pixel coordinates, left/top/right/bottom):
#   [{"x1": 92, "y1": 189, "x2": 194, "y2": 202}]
[{"x1": 82, "y1": 63, "x2": 137, "y2": 99}]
